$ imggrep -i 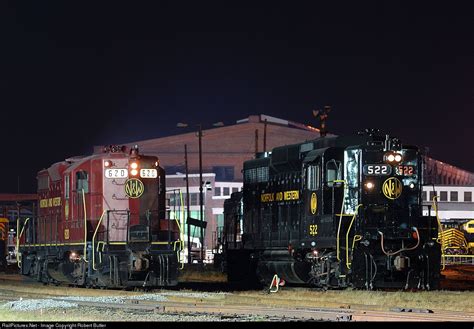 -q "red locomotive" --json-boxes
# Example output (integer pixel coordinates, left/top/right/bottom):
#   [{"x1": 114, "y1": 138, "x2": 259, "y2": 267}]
[{"x1": 17, "y1": 145, "x2": 181, "y2": 288}]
